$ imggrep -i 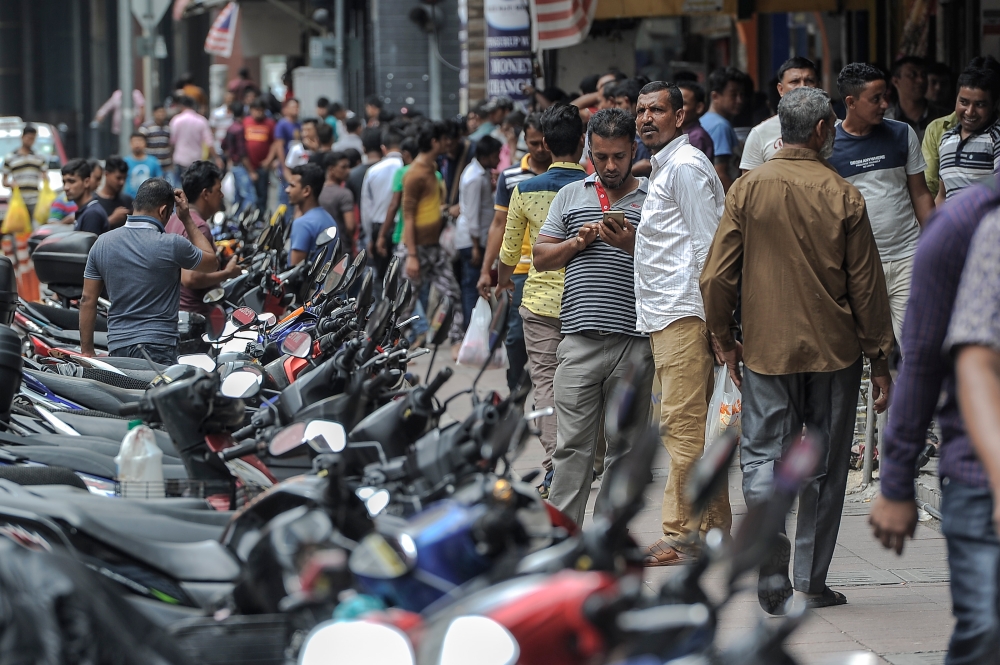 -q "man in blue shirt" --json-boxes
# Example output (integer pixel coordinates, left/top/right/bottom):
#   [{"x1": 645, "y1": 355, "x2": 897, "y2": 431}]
[
  {"x1": 61, "y1": 158, "x2": 110, "y2": 236},
  {"x1": 80, "y1": 178, "x2": 218, "y2": 364},
  {"x1": 287, "y1": 162, "x2": 336, "y2": 266},
  {"x1": 700, "y1": 67, "x2": 747, "y2": 192},
  {"x1": 124, "y1": 132, "x2": 163, "y2": 198}
]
